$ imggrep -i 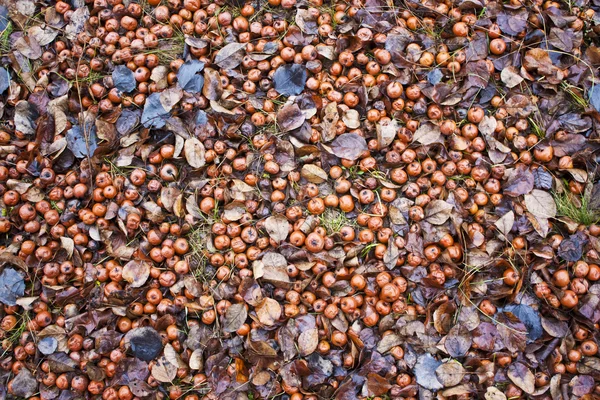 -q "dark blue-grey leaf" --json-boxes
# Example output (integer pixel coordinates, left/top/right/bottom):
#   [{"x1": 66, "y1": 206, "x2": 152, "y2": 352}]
[
  {"x1": 66, "y1": 125, "x2": 98, "y2": 158},
  {"x1": 141, "y1": 92, "x2": 169, "y2": 128},
  {"x1": 427, "y1": 69, "x2": 443, "y2": 85},
  {"x1": 558, "y1": 231, "x2": 587, "y2": 262},
  {"x1": 117, "y1": 109, "x2": 140, "y2": 135},
  {"x1": 195, "y1": 110, "x2": 208, "y2": 125},
  {"x1": 0, "y1": 5, "x2": 8, "y2": 31},
  {"x1": 0, "y1": 67, "x2": 9, "y2": 94},
  {"x1": 0, "y1": 268, "x2": 25, "y2": 306},
  {"x1": 128, "y1": 327, "x2": 163, "y2": 361},
  {"x1": 590, "y1": 84, "x2": 600, "y2": 113},
  {"x1": 112, "y1": 65, "x2": 136, "y2": 93},
  {"x1": 39, "y1": 337, "x2": 58, "y2": 355},
  {"x1": 413, "y1": 354, "x2": 443, "y2": 390},
  {"x1": 533, "y1": 167, "x2": 552, "y2": 190},
  {"x1": 273, "y1": 64, "x2": 307, "y2": 96},
  {"x1": 177, "y1": 60, "x2": 205, "y2": 93},
  {"x1": 263, "y1": 41, "x2": 279, "y2": 54},
  {"x1": 503, "y1": 304, "x2": 543, "y2": 342},
  {"x1": 47, "y1": 74, "x2": 69, "y2": 97}
]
